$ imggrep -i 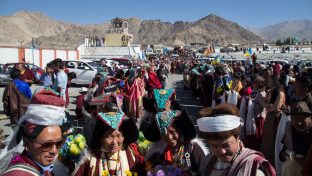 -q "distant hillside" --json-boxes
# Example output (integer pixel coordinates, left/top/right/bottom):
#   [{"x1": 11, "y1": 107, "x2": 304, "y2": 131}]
[
  {"x1": 0, "y1": 11, "x2": 264, "y2": 49},
  {"x1": 250, "y1": 20, "x2": 312, "y2": 42},
  {"x1": 0, "y1": 11, "x2": 73, "y2": 47}
]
